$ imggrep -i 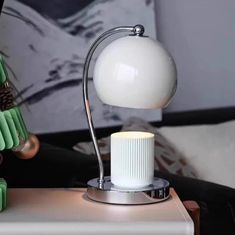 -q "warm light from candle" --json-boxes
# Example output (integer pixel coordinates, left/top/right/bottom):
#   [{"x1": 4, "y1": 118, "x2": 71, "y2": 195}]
[{"x1": 111, "y1": 131, "x2": 154, "y2": 189}]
